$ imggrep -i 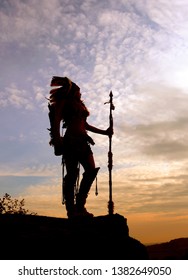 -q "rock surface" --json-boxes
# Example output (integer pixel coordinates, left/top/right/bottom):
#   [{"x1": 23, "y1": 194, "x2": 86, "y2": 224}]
[{"x1": 0, "y1": 213, "x2": 148, "y2": 260}]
